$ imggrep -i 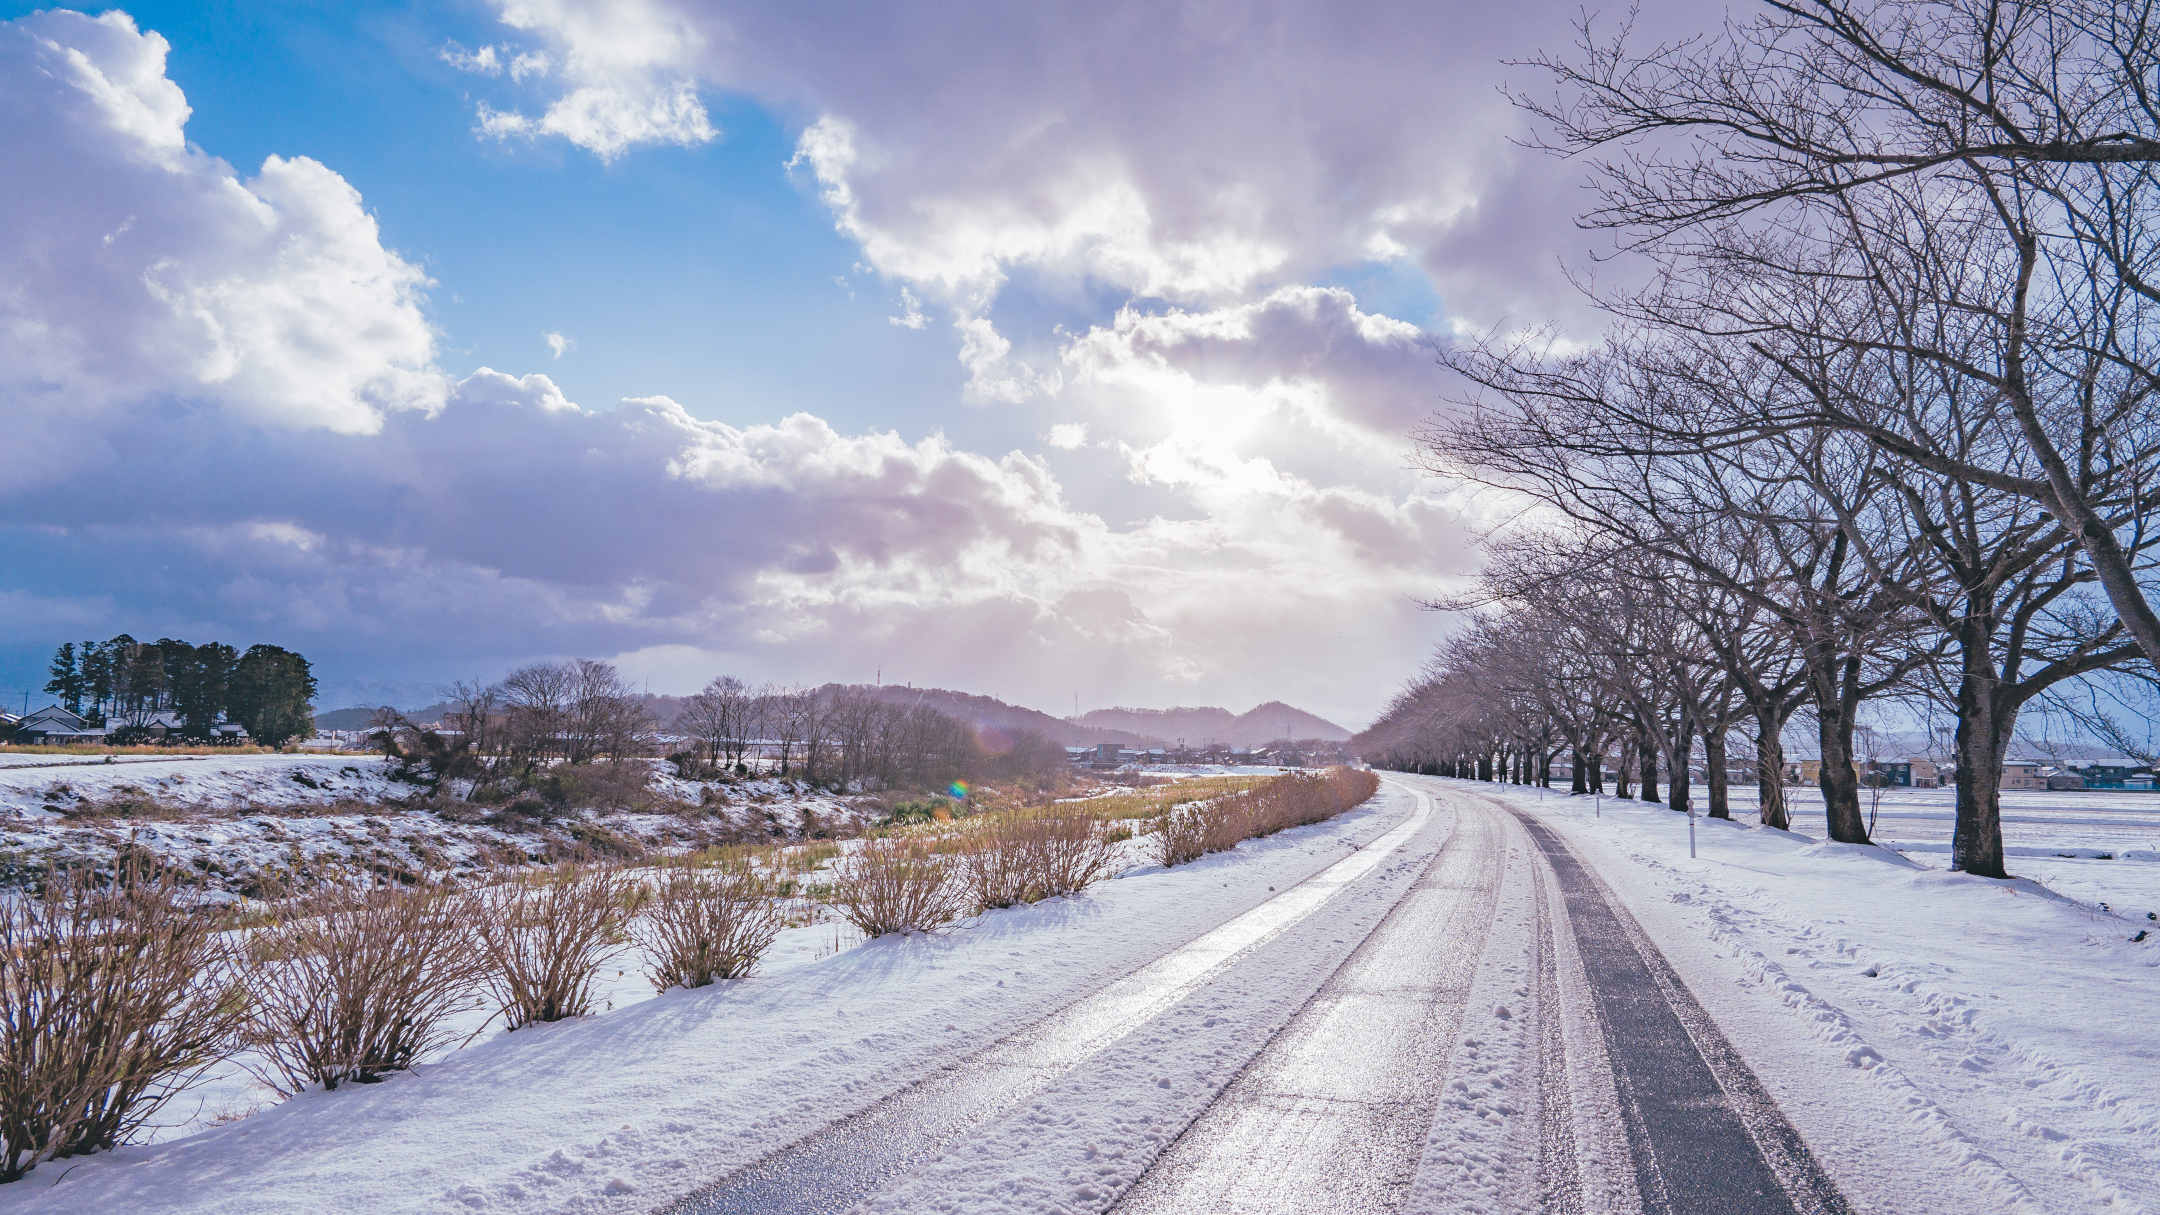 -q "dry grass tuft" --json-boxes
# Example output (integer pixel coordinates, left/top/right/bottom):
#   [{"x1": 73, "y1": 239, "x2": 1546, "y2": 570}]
[
  {"x1": 234, "y1": 879, "x2": 487, "y2": 1093},
  {"x1": 635, "y1": 864, "x2": 784, "y2": 989},
  {"x1": 0, "y1": 861, "x2": 243, "y2": 1180},
  {"x1": 1152, "y1": 768, "x2": 1379, "y2": 868},
  {"x1": 825, "y1": 836, "x2": 963, "y2": 936},
  {"x1": 474, "y1": 861, "x2": 633, "y2": 1028}
]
